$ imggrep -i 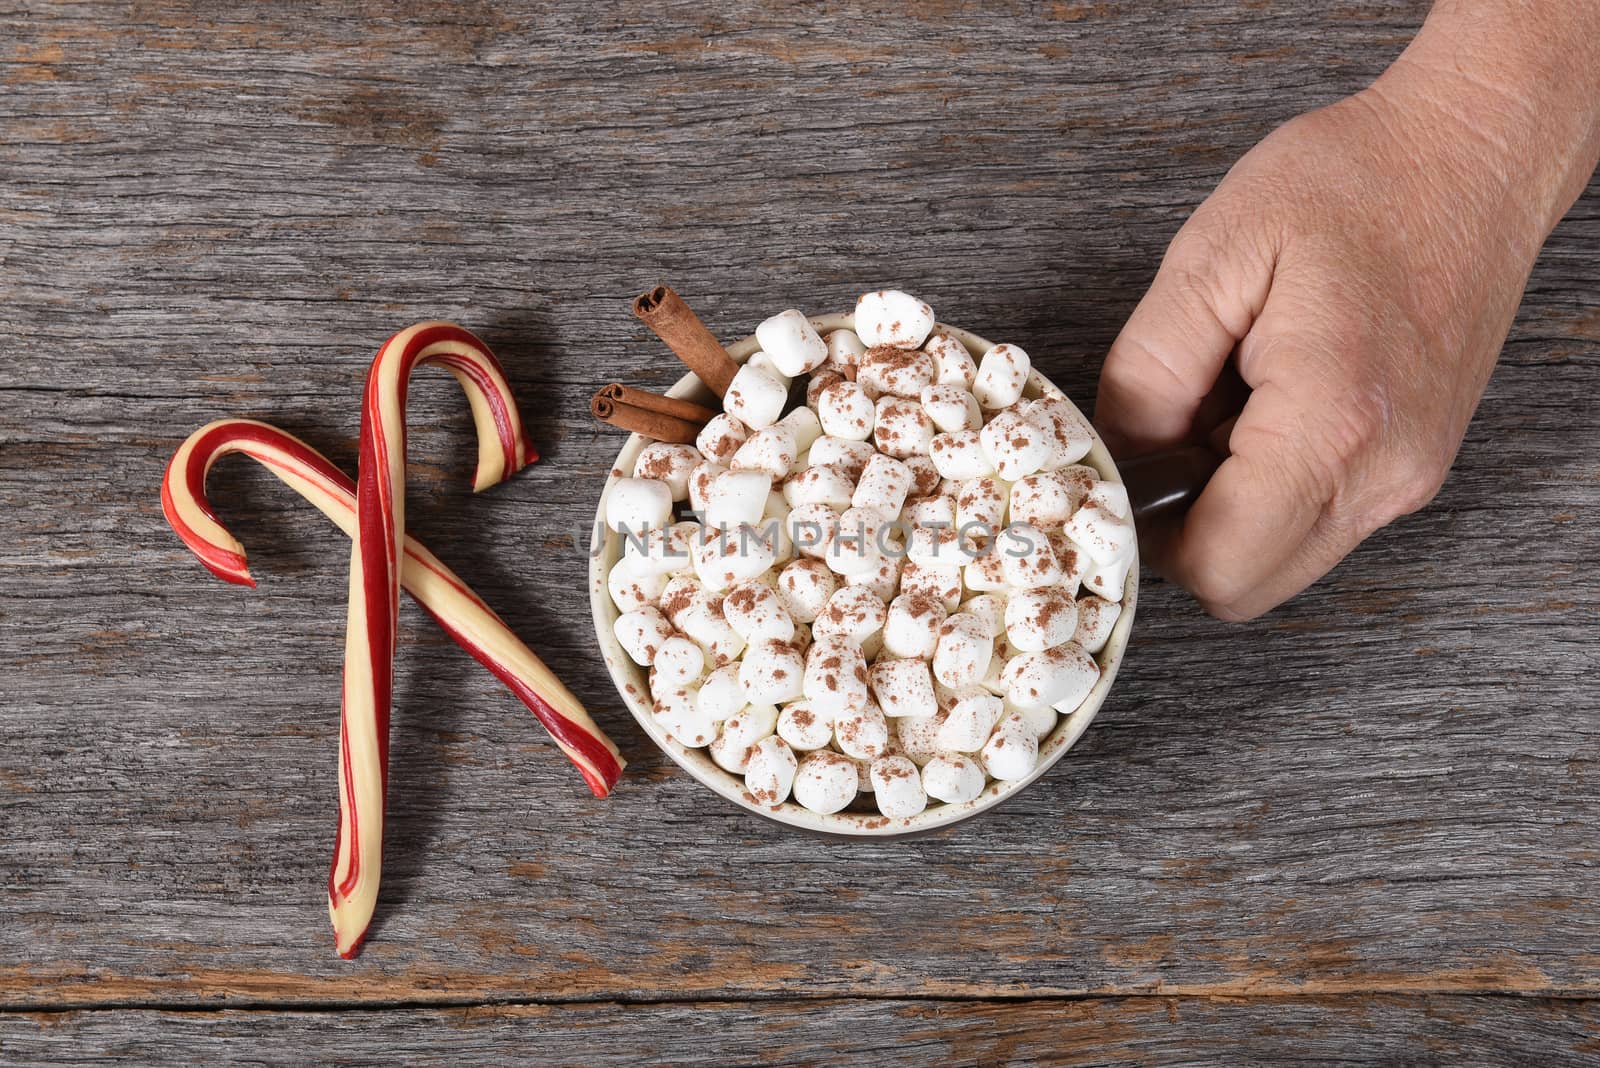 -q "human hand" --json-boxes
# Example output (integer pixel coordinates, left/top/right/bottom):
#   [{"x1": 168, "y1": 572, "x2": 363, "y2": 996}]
[{"x1": 1095, "y1": 6, "x2": 1600, "y2": 620}]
